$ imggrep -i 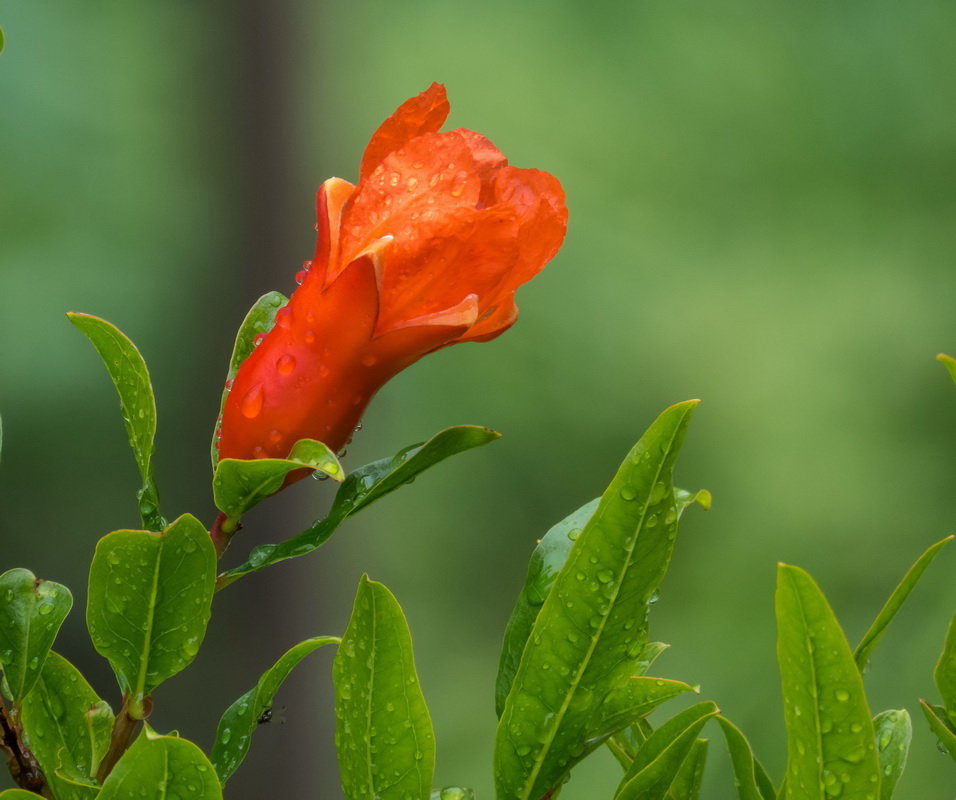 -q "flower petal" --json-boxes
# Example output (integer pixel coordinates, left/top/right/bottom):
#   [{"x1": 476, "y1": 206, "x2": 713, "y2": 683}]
[
  {"x1": 359, "y1": 83, "x2": 450, "y2": 181},
  {"x1": 310, "y1": 177, "x2": 355, "y2": 288}
]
